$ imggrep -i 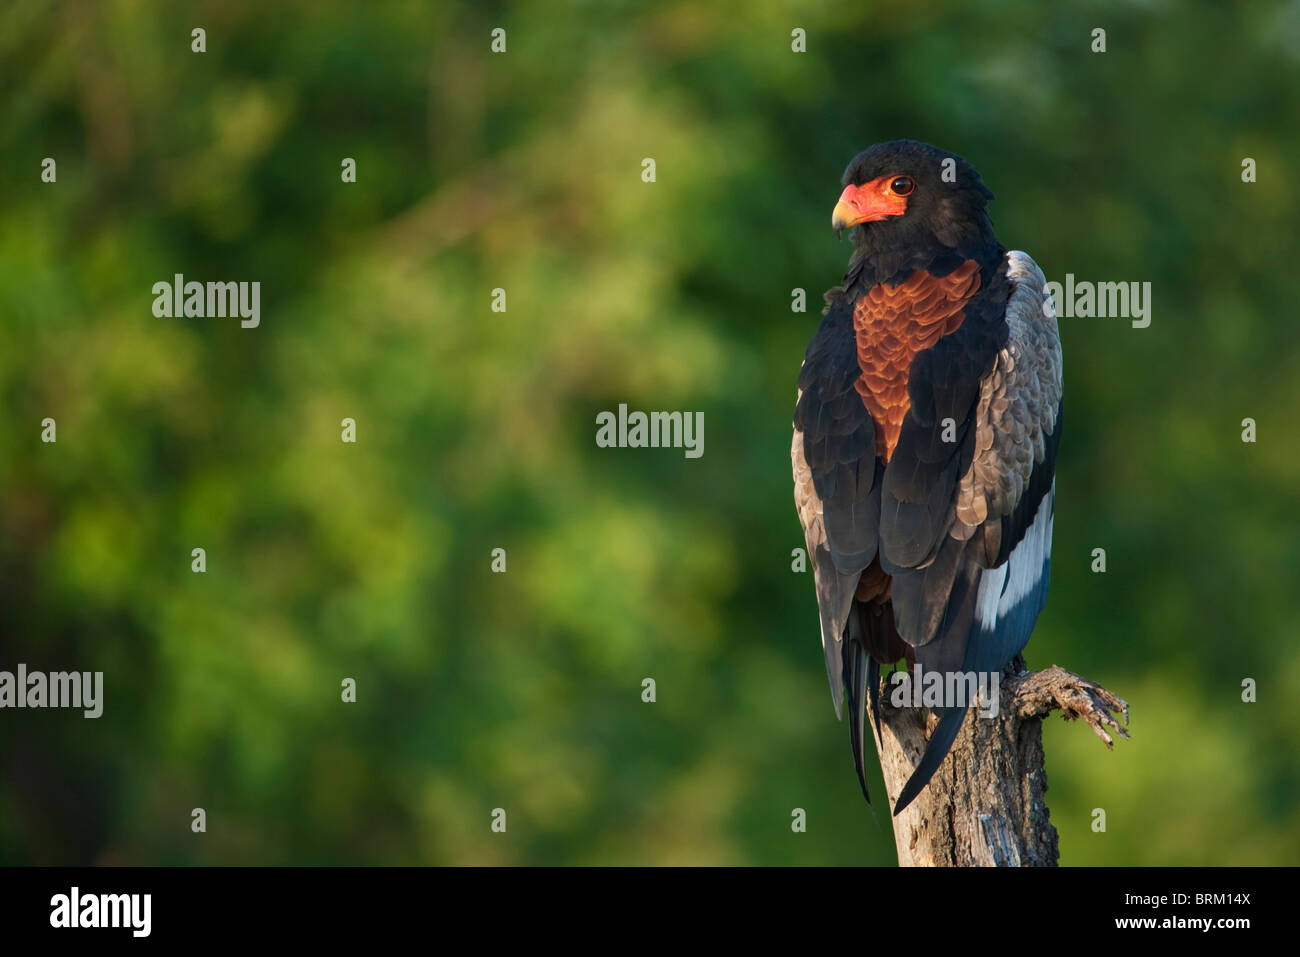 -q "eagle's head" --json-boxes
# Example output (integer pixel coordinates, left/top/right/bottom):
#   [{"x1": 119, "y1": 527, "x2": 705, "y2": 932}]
[{"x1": 832, "y1": 140, "x2": 997, "y2": 257}]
